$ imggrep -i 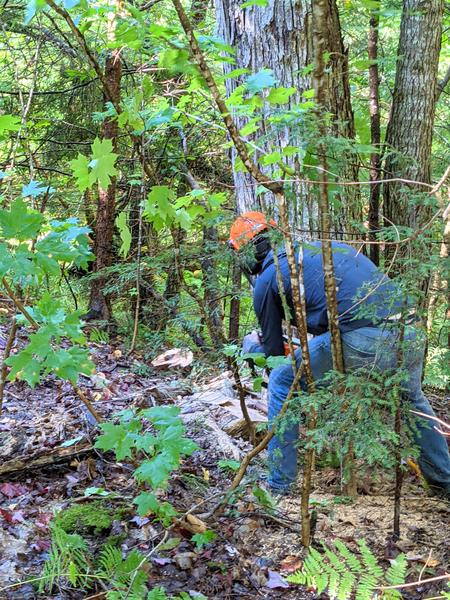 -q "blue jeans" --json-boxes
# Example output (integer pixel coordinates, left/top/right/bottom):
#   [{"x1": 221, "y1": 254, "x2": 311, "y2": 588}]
[{"x1": 268, "y1": 327, "x2": 450, "y2": 491}]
